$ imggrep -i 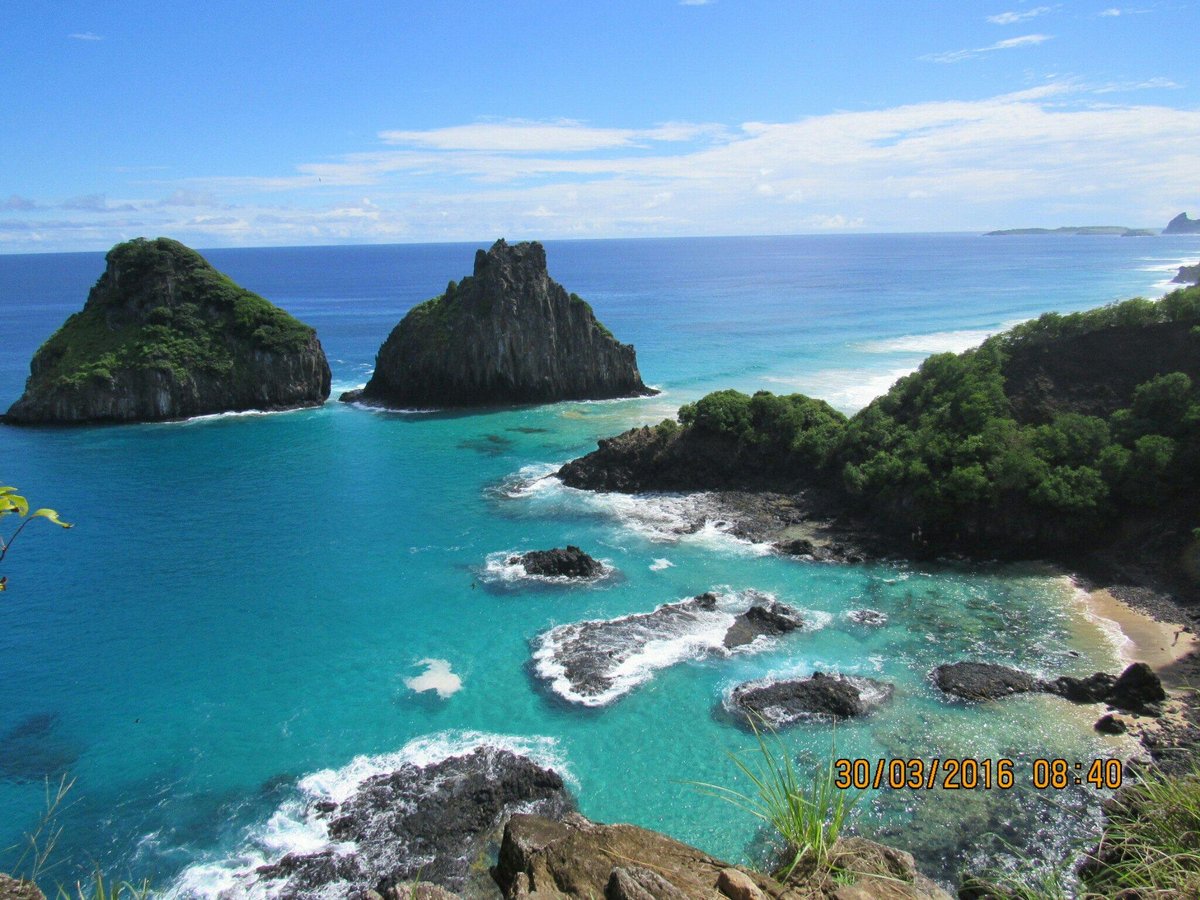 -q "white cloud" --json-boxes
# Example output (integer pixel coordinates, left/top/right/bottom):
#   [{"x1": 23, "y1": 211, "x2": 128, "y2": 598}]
[
  {"x1": 8, "y1": 83, "x2": 1200, "y2": 250},
  {"x1": 679, "y1": 0, "x2": 715, "y2": 5},
  {"x1": 1099, "y1": 7, "x2": 1122, "y2": 15},
  {"x1": 68, "y1": 32, "x2": 103, "y2": 41},
  {"x1": 987, "y1": 7, "x2": 1053, "y2": 25},
  {"x1": 378, "y1": 119, "x2": 726, "y2": 153},
  {"x1": 922, "y1": 33, "x2": 1051, "y2": 63}
]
